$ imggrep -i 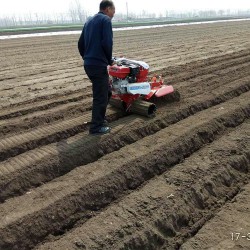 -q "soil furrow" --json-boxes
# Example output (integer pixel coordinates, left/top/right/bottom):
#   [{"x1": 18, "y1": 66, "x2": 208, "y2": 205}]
[
  {"x1": 1, "y1": 49, "x2": 249, "y2": 138},
  {"x1": 0, "y1": 82, "x2": 249, "y2": 201},
  {"x1": 2, "y1": 49, "x2": 249, "y2": 139},
  {"x1": 0, "y1": 108, "x2": 123, "y2": 162},
  {"x1": 36, "y1": 121, "x2": 250, "y2": 250},
  {"x1": 0, "y1": 100, "x2": 93, "y2": 137},
  {"x1": 0, "y1": 93, "x2": 249, "y2": 250},
  {"x1": 0, "y1": 89, "x2": 89, "y2": 119},
  {"x1": 162, "y1": 49, "x2": 250, "y2": 82},
  {"x1": 1, "y1": 49, "x2": 247, "y2": 120},
  {"x1": 143, "y1": 46, "x2": 250, "y2": 70},
  {"x1": 0, "y1": 21, "x2": 249, "y2": 250},
  {"x1": 180, "y1": 182, "x2": 250, "y2": 250},
  {"x1": 2, "y1": 26, "x2": 250, "y2": 107}
]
